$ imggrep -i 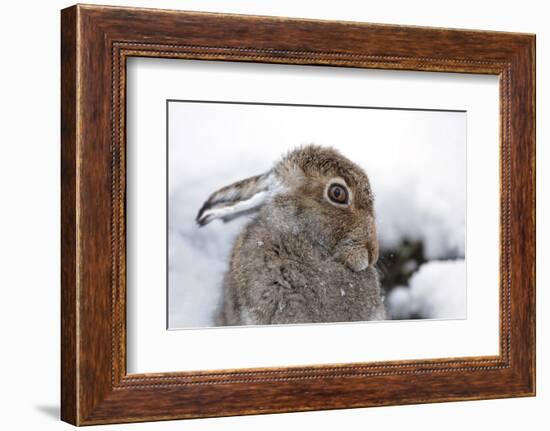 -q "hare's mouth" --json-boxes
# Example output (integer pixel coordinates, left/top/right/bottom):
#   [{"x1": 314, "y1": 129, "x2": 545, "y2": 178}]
[
  {"x1": 332, "y1": 247, "x2": 370, "y2": 272},
  {"x1": 344, "y1": 252, "x2": 370, "y2": 272},
  {"x1": 319, "y1": 238, "x2": 371, "y2": 272},
  {"x1": 333, "y1": 239, "x2": 372, "y2": 272}
]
